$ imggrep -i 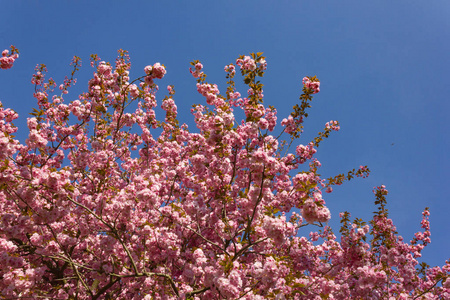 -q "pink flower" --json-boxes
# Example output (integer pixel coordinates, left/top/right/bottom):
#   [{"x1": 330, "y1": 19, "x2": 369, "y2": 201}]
[
  {"x1": 302, "y1": 76, "x2": 320, "y2": 94},
  {"x1": 151, "y1": 62, "x2": 166, "y2": 79},
  {"x1": 302, "y1": 199, "x2": 331, "y2": 223},
  {"x1": 195, "y1": 63, "x2": 203, "y2": 70},
  {"x1": 443, "y1": 279, "x2": 450, "y2": 289}
]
